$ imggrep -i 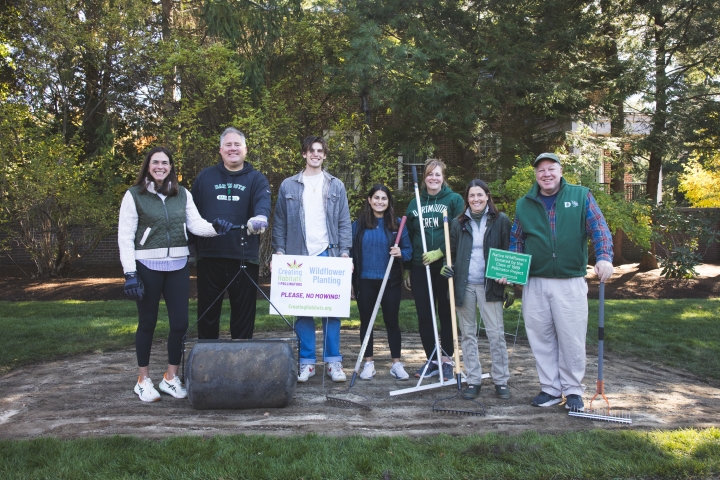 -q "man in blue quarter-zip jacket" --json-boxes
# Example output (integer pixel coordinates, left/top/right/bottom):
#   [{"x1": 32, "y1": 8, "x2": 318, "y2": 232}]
[{"x1": 509, "y1": 153, "x2": 614, "y2": 413}]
